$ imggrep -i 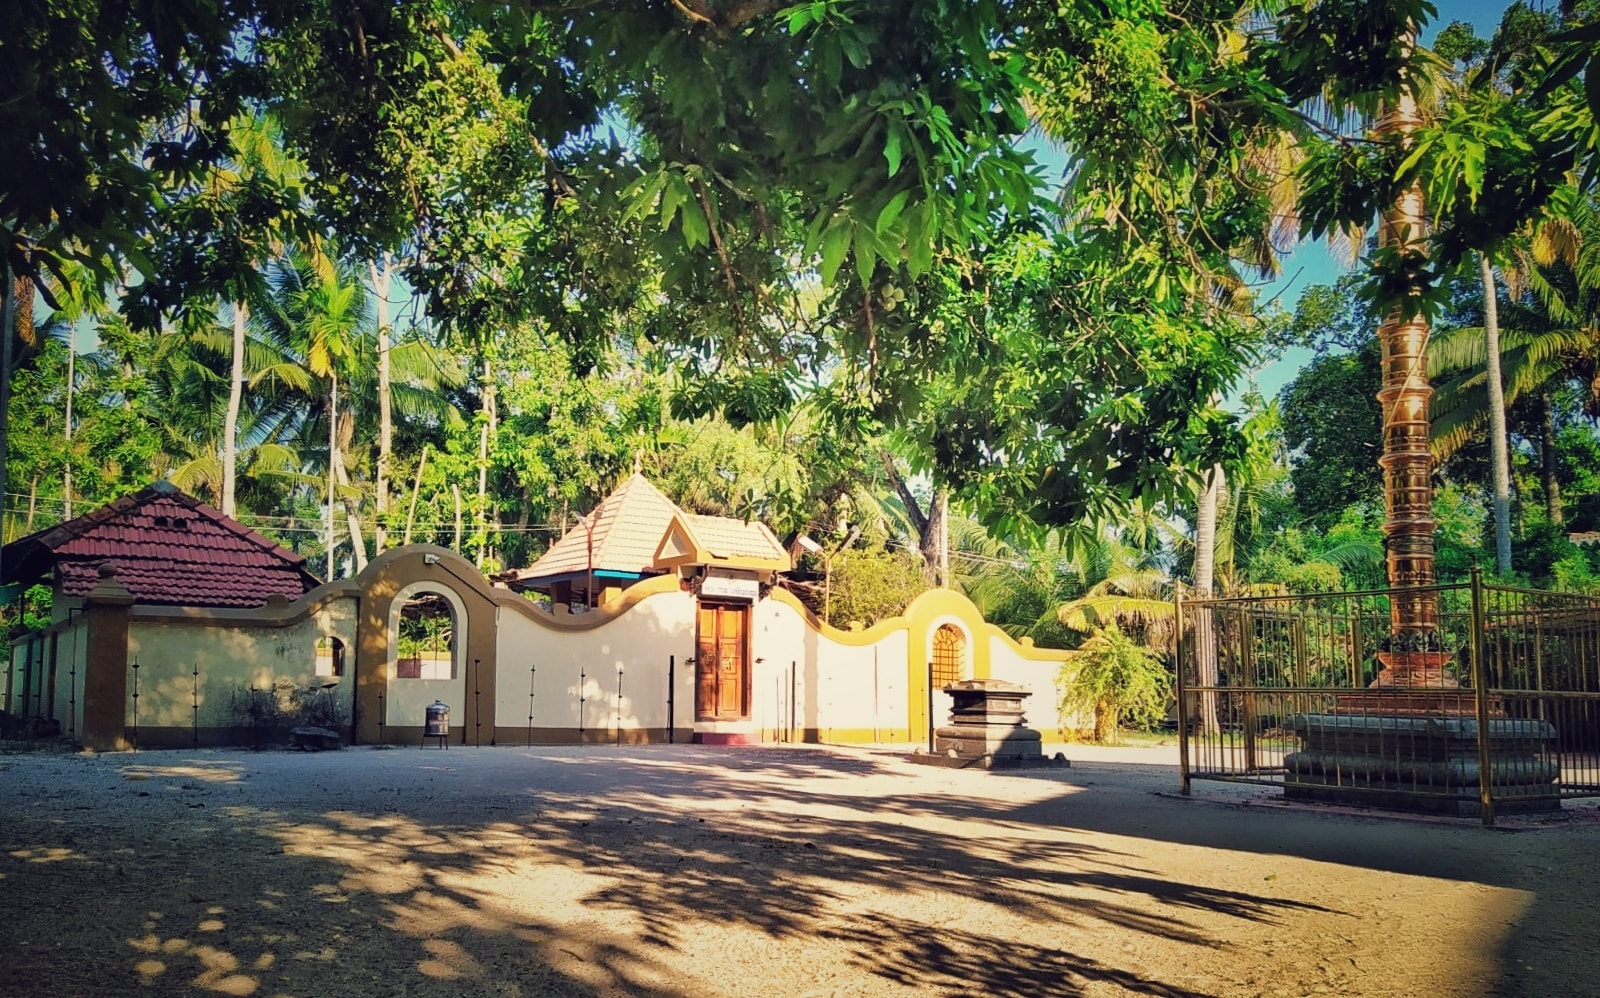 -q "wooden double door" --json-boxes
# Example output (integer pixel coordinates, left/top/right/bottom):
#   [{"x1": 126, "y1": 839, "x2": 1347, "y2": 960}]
[{"x1": 696, "y1": 602, "x2": 750, "y2": 720}]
